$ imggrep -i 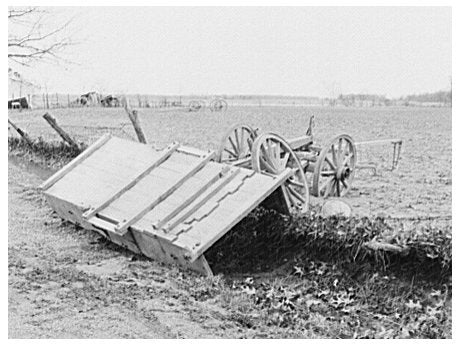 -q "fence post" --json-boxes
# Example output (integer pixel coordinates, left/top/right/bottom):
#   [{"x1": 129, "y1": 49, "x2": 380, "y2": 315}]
[
  {"x1": 42, "y1": 113, "x2": 79, "y2": 149},
  {"x1": 8, "y1": 119, "x2": 34, "y2": 147},
  {"x1": 123, "y1": 98, "x2": 148, "y2": 144}
]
